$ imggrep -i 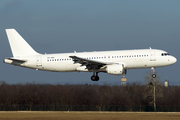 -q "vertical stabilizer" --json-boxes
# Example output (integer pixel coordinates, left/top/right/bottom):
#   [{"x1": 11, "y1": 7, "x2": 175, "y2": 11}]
[{"x1": 5, "y1": 29, "x2": 39, "y2": 57}]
